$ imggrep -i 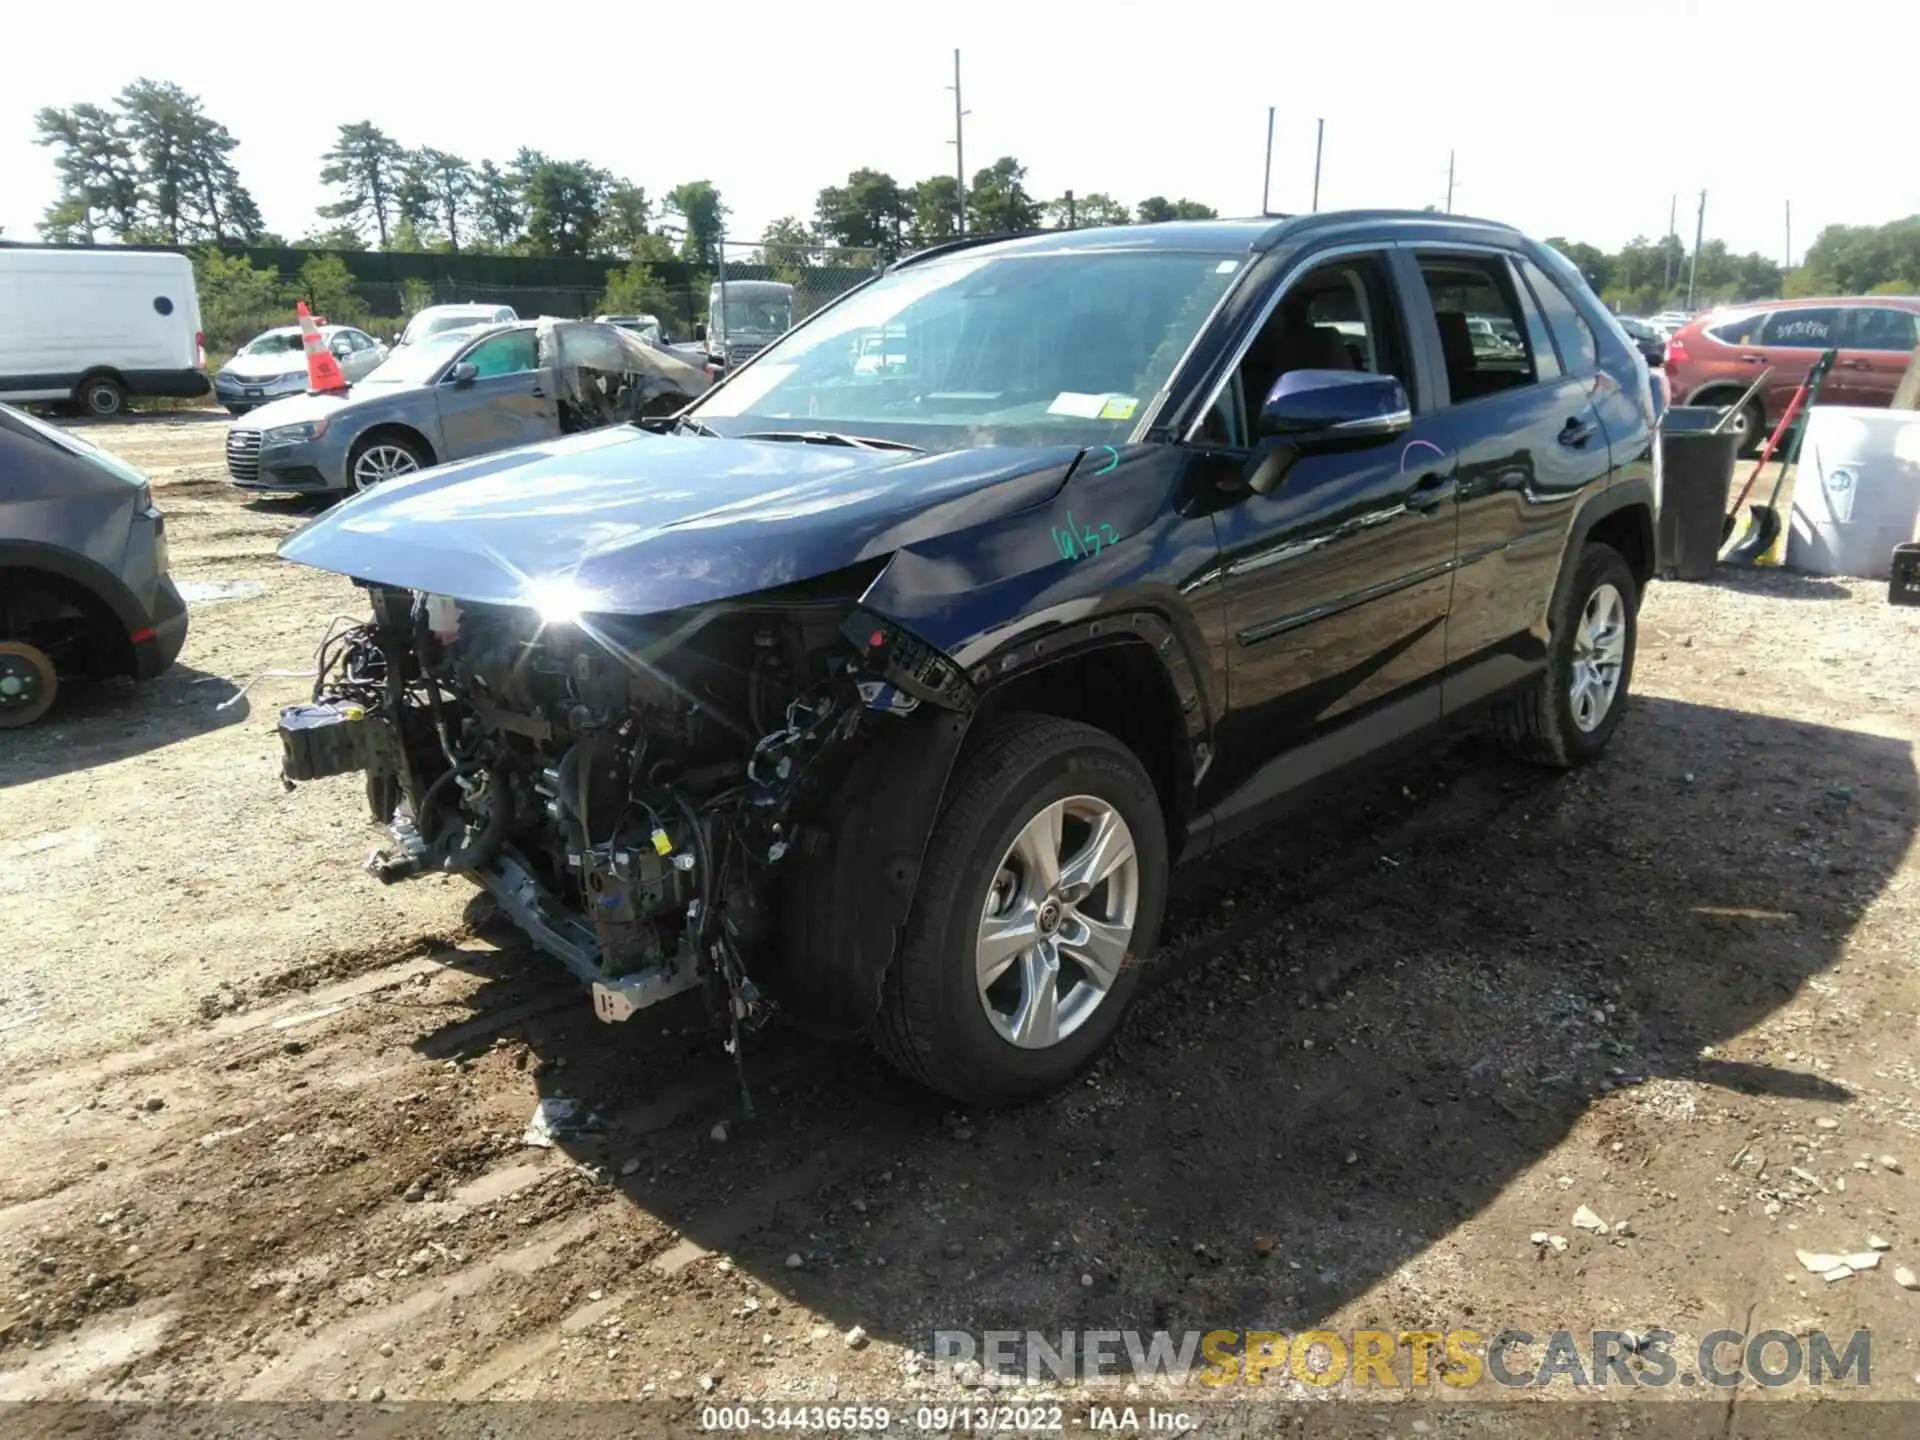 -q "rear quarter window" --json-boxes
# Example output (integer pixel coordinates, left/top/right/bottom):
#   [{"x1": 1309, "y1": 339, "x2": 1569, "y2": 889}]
[
  {"x1": 1705, "y1": 313, "x2": 1767, "y2": 344},
  {"x1": 1518, "y1": 257, "x2": 1599, "y2": 372}
]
